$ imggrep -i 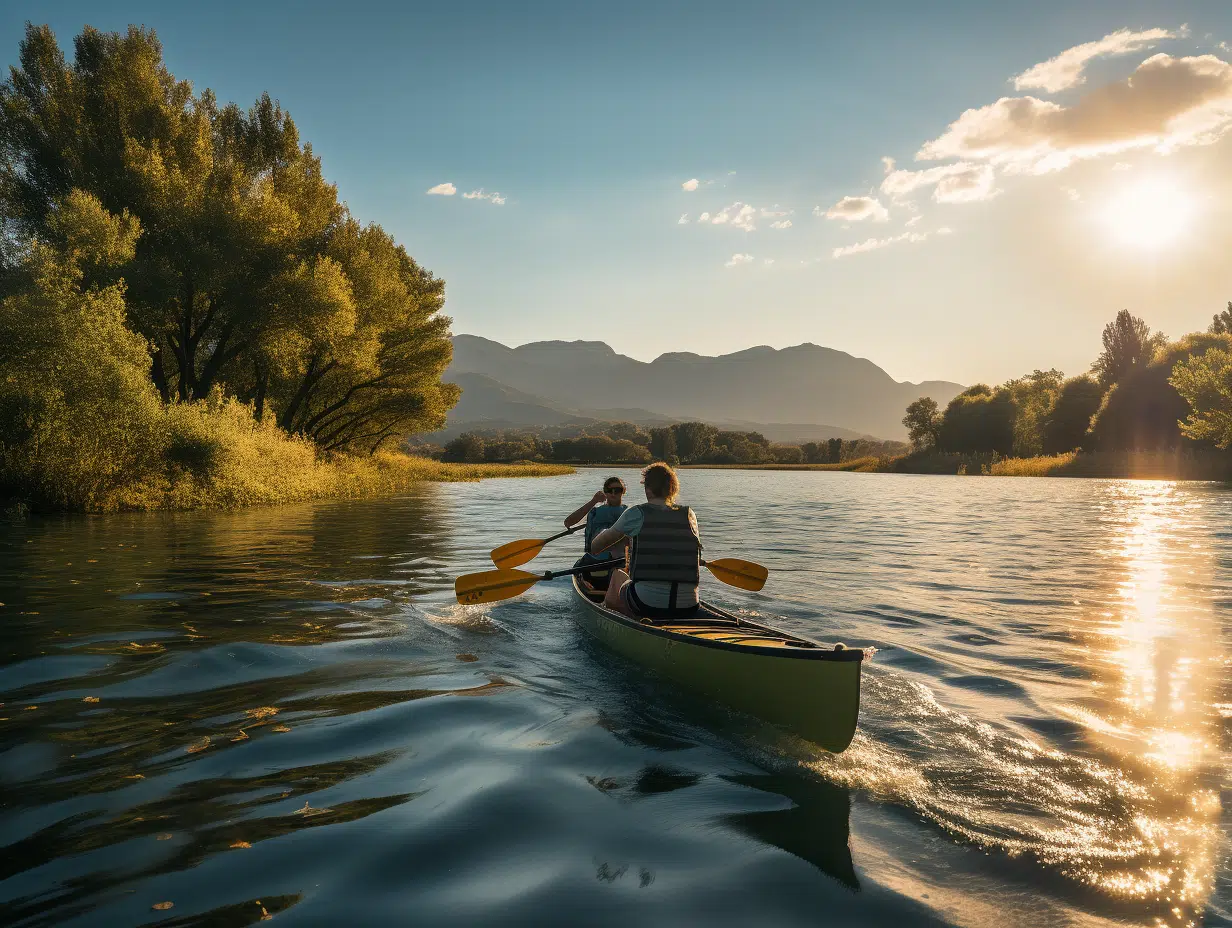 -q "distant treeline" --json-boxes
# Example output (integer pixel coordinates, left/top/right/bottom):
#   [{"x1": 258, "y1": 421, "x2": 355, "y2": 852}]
[
  {"x1": 900, "y1": 306, "x2": 1232, "y2": 463},
  {"x1": 425, "y1": 422, "x2": 907, "y2": 466}
]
